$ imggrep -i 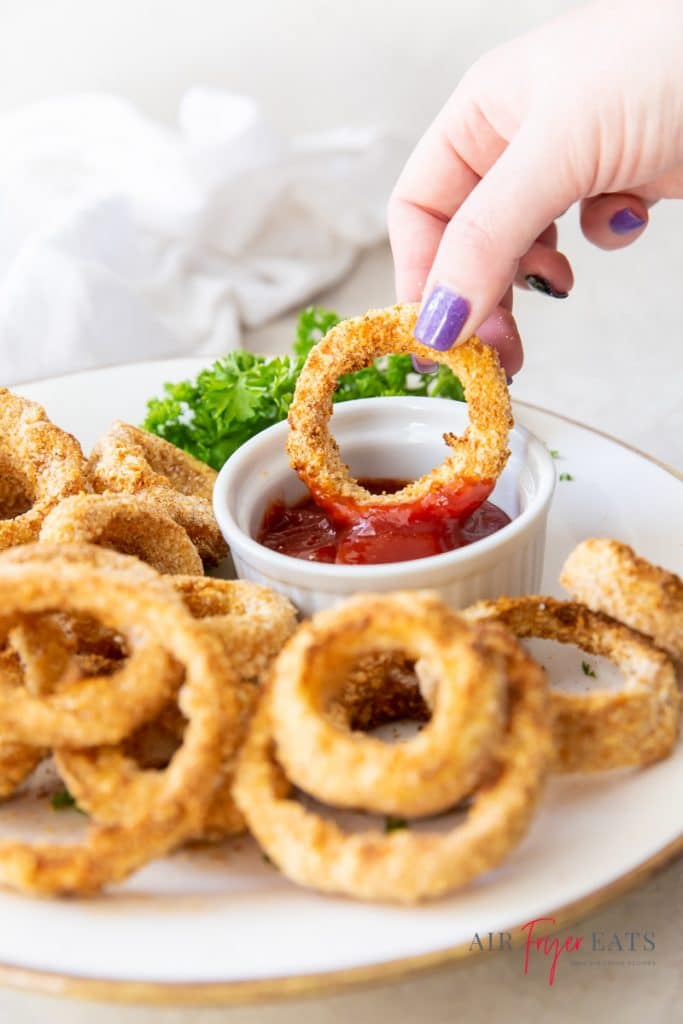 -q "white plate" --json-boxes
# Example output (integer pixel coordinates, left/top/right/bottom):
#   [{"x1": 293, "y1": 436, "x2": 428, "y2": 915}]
[{"x1": 3, "y1": 358, "x2": 681, "y2": 1006}]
